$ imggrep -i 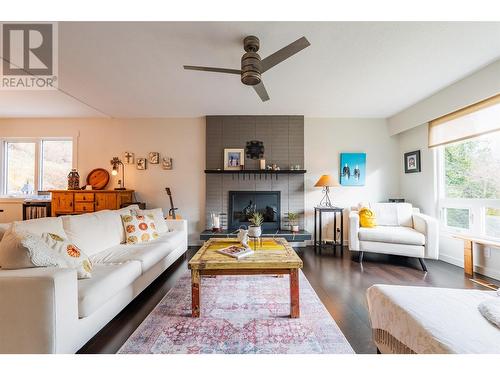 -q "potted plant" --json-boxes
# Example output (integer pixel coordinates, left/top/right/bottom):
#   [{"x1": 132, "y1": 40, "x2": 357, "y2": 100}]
[
  {"x1": 248, "y1": 212, "x2": 264, "y2": 237},
  {"x1": 287, "y1": 212, "x2": 300, "y2": 233}
]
